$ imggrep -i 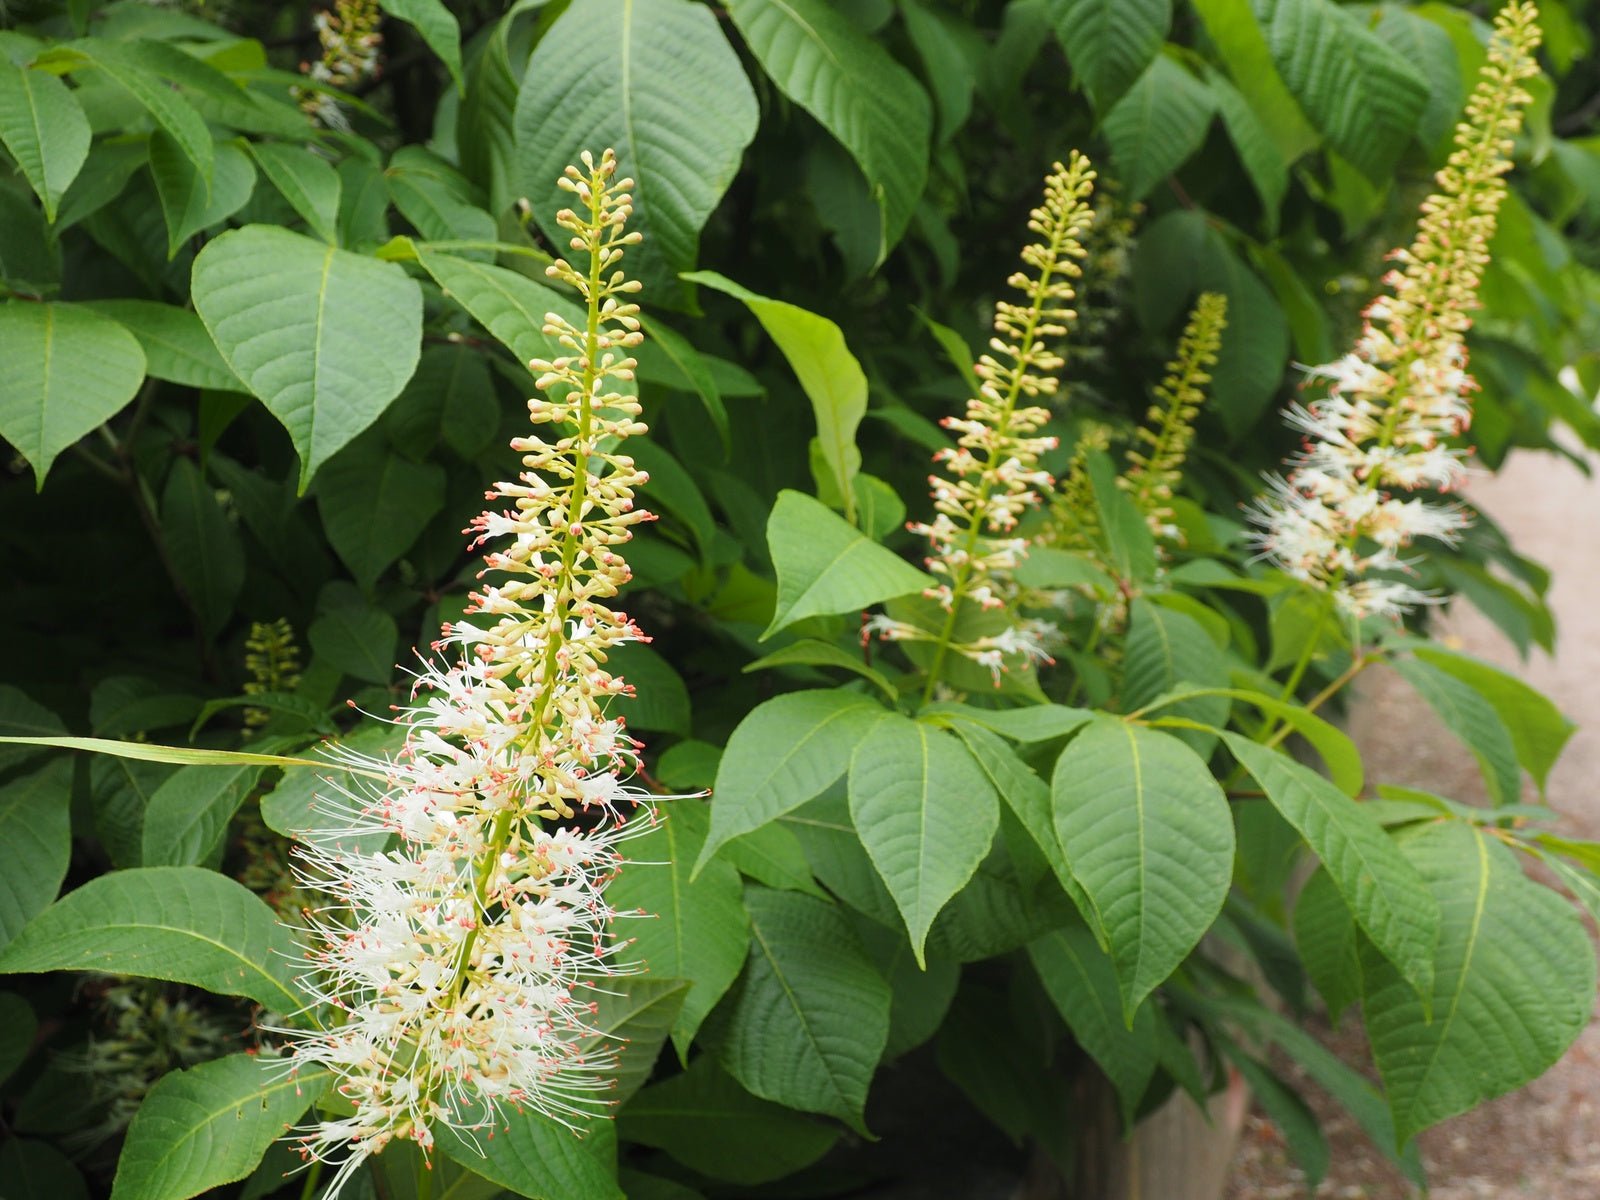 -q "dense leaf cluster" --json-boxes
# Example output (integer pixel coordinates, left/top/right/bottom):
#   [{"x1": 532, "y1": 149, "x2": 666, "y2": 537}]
[{"x1": 1, "y1": 0, "x2": 1598, "y2": 1197}]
